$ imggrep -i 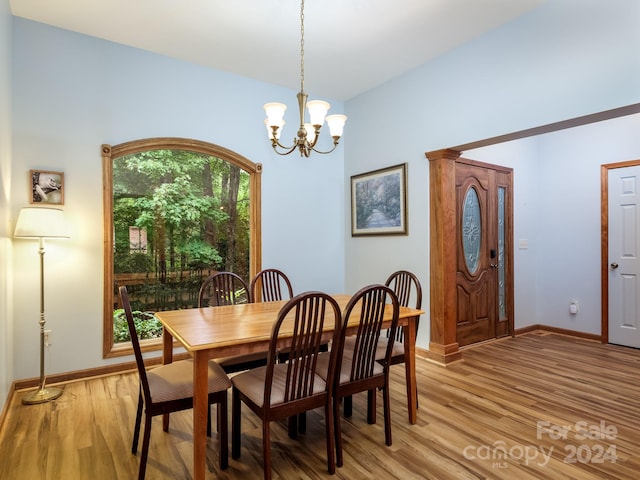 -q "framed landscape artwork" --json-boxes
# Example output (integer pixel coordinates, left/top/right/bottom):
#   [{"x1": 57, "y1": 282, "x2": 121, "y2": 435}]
[
  {"x1": 30, "y1": 170, "x2": 64, "y2": 205},
  {"x1": 351, "y1": 163, "x2": 407, "y2": 236}
]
